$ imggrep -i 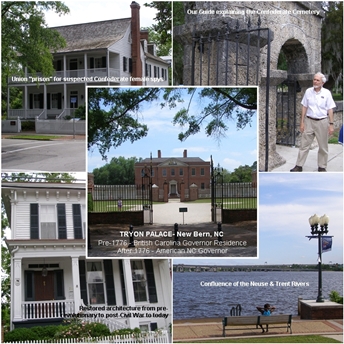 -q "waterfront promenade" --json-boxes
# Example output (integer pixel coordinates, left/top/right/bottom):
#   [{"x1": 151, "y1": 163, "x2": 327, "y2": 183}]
[{"x1": 173, "y1": 316, "x2": 343, "y2": 342}]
